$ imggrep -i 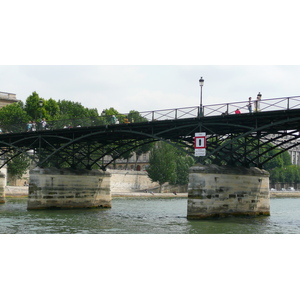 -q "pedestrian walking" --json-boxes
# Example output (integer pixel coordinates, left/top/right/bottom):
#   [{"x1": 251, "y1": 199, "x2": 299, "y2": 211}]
[
  {"x1": 32, "y1": 121, "x2": 37, "y2": 131},
  {"x1": 254, "y1": 92, "x2": 262, "y2": 112},
  {"x1": 27, "y1": 121, "x2": 32, "y2": 132},
  {"x1": 247, "y1": 97, "x2": 253, "y2": 113},
  {"x1": 111, "y1": 115, "x2": 117, "y2": 124}
]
